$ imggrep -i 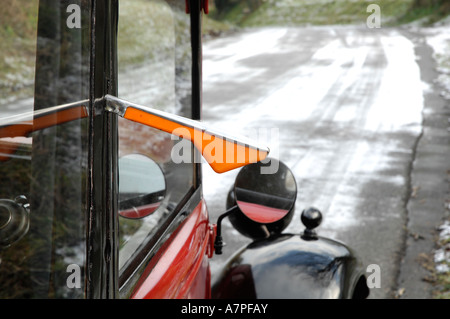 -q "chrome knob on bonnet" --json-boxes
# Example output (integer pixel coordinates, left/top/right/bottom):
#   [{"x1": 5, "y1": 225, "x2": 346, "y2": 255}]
[{"x1": 301, "y1": 207, "x2": 322, "y2": 239}]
